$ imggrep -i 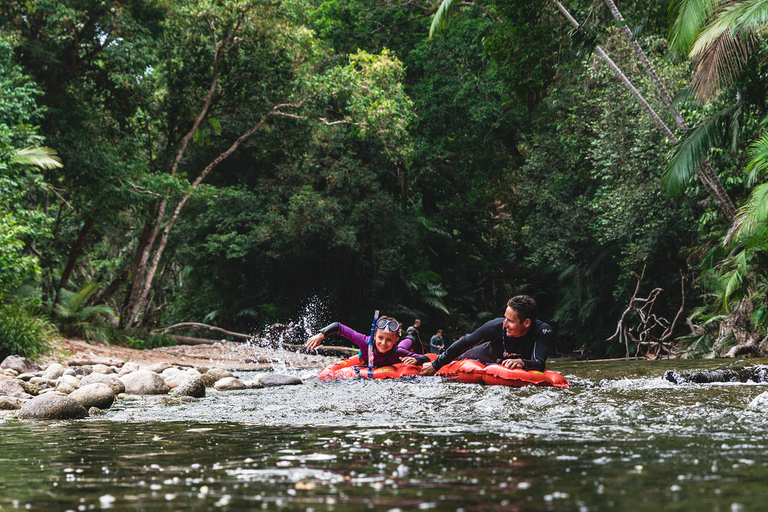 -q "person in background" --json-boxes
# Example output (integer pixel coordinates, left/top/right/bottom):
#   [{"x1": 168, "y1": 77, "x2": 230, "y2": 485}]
[
  {"x1": 399, "y1": 318, "x2": 424, "y2": 354},
  {"x1": 420, "y1": 295, "x2": 554, "y2": 376},
  {"x1": 429, "y1": 329, "x2": 444, "y2": 354},
  {"x1": 306, "y1": 316, "x2": 430, "y2": 367}
]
